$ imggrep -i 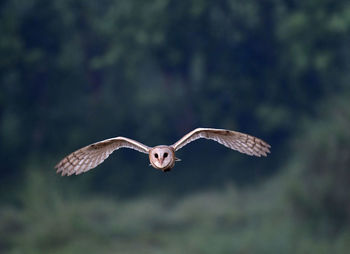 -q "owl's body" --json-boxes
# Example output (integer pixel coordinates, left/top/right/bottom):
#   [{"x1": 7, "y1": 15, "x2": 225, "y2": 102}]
[{"x1": 55, "y1": 128, "x2": 271, "y2": 176}]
